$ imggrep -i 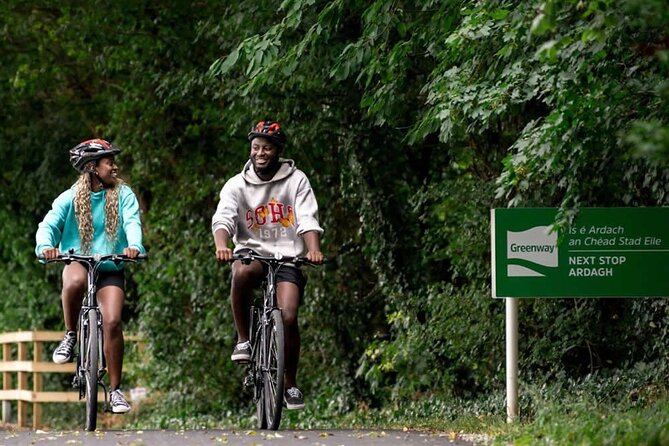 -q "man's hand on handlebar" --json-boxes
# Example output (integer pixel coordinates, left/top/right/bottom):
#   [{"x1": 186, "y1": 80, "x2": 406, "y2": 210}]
[
  {"x1": 306, "y1": 250, "x2": 324, "y2": 265},
  {"x1": 41, "y1": 247, "x2": 60, "y2": 260},
  {"x1": 216, "y1": 246, "x2": 234, "y2": 262}
]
